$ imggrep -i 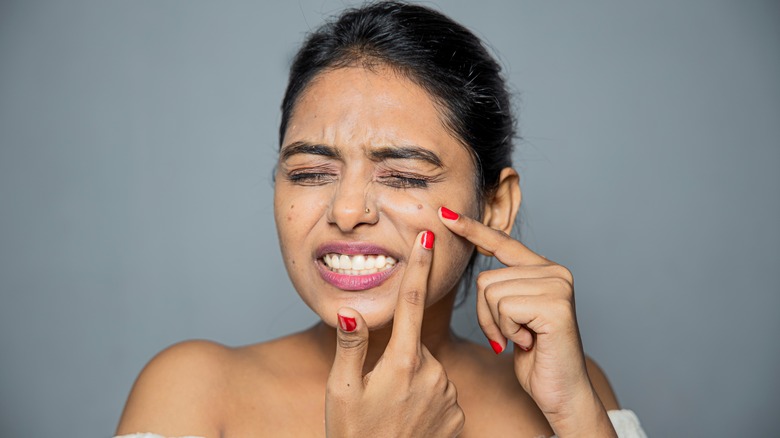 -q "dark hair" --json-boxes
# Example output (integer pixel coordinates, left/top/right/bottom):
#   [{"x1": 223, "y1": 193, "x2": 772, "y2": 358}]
[{"x1": 279, "y1": 1, "x2": 516, "y2": 200}]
